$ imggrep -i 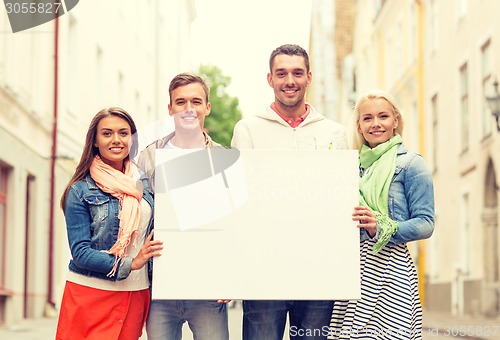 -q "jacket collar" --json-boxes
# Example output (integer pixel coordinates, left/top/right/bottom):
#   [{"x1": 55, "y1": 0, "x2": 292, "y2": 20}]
[
  {"x1": 397, "y1": 143, "x2": 409, "y2": 155},
  {"x1": 84, "y1": 173, "x2": 150, "y2": 194},
  {"x1": 256, "y1": 103, "x2": 325, "y2": 127},
  {"x1": 84, "y1": 175, "x2": 99, "y2": 190},
  {"x1": 155, "y1": 131, "x2": 221, "y2": 148}
]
